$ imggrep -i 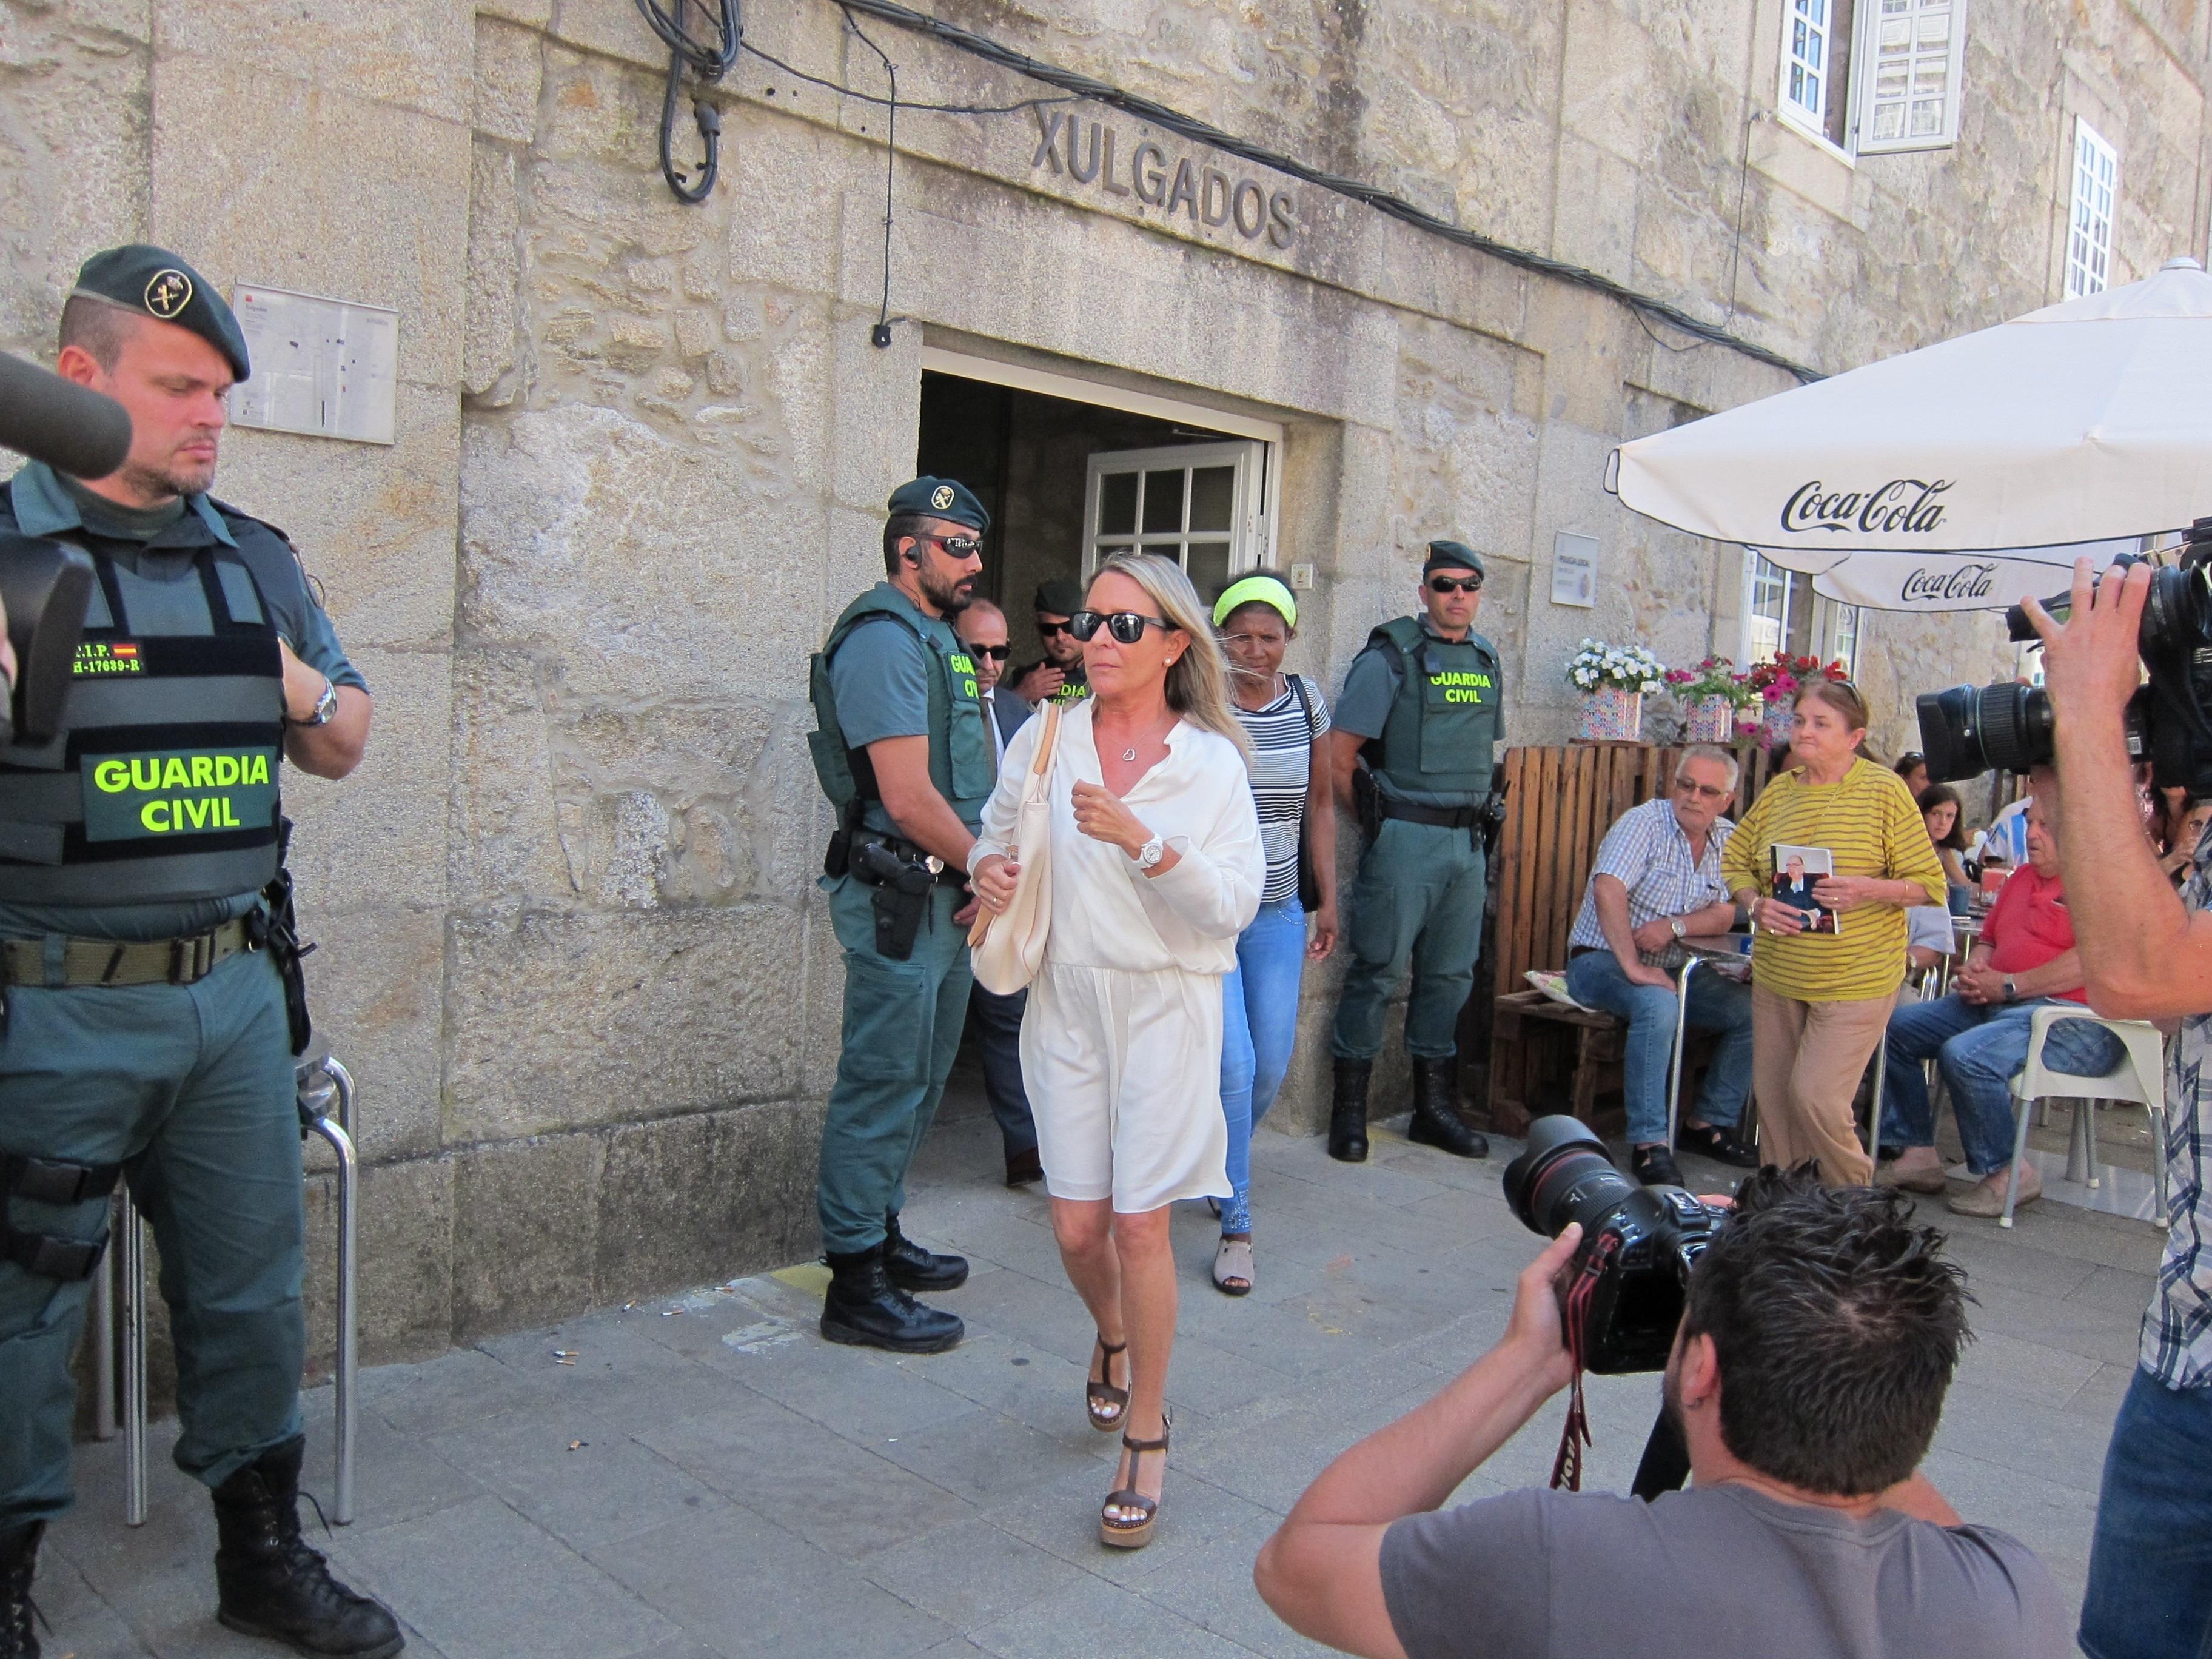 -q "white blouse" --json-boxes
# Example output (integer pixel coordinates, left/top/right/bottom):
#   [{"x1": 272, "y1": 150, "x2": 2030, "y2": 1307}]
[{"x1": 975, "y1": 700, "x2": 1264, "y2": 976}]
